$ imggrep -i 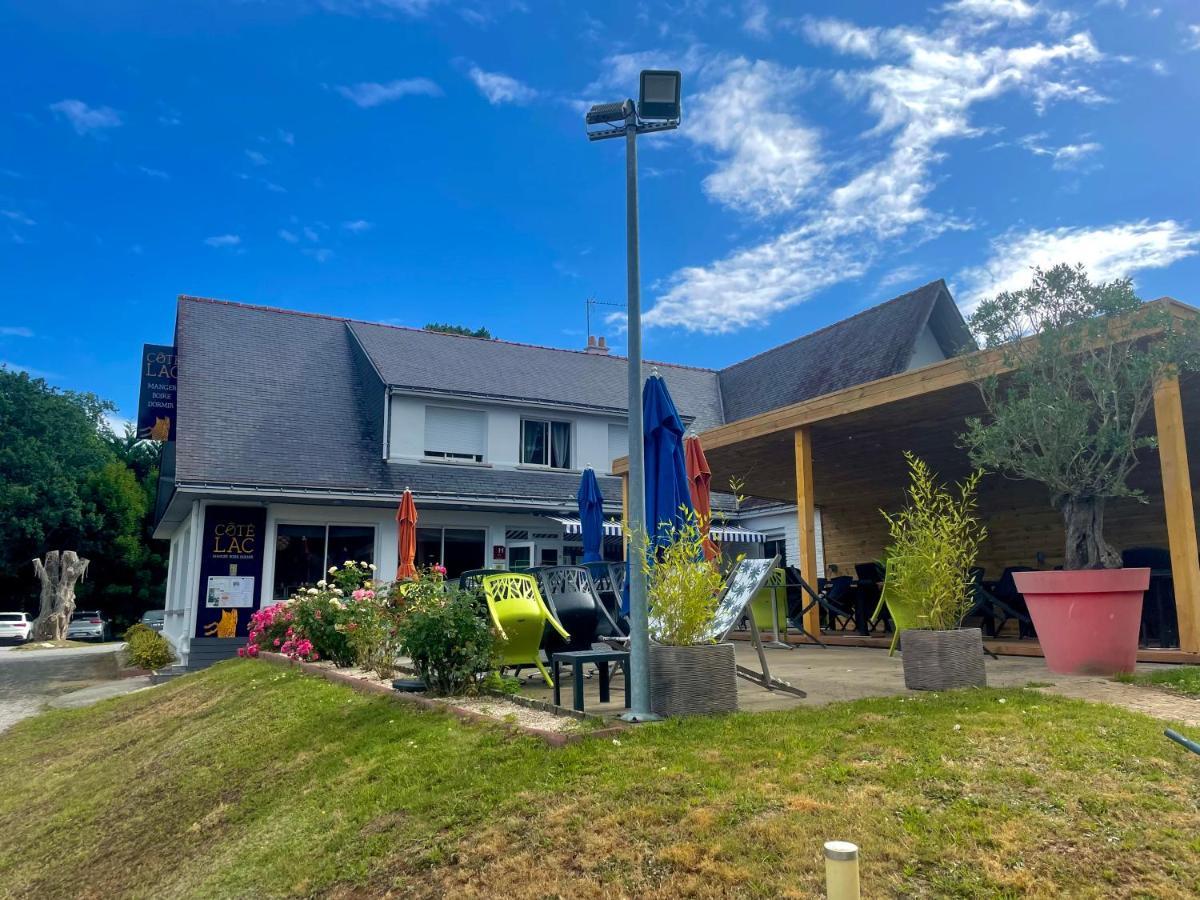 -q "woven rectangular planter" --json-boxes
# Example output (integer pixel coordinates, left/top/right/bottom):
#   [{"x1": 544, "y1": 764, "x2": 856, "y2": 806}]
[
  {"x1": 649, "y1": 642, "x2": 739, "y2": 718},
  {"x1": 900, "y1": 627, "x2": 987, "y2": 691}
]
